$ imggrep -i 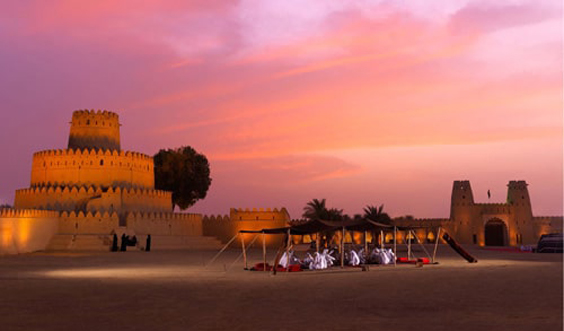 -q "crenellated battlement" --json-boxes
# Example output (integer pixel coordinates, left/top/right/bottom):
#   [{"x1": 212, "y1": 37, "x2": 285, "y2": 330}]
[
  {"x1": 478, "y1": 203, "x2": 513, "y2": 215},
  {"x1": 60, "y1": 210, "x2": 119, "y2": 218},
  {"x1": 202, "y1": 215, "x2": 230, "y2": 222},
  {"x1": 30, "y1": 148, "x2": 154, "y2": 189},
  {"x1": 0, "y1": 208, "x2": 60, "y2": 218},
  {"x1": 57, "y1": 210, "x2": 199, "y2": 220},
  {"x1": 16, "y1": 185, "x2": 171, "y2": 197},
  {"x1": 33, "y1": 148, "x2": 151, "y2": 160},
  {"x1": 126, "y1": 211, "x2": 200, "y2": 221},
  {"x1": 412, "y1": 218, "x2": 449, "y2": 223},
  {"x1": 72, "y1": 109, "x2": 120, "y2": 119},
  {"x1": 230, "y1": 207, "x2": 290, "y2": 222},
  {"x1": 15, "y1": 184, "x2": 172, "y2": 213},
  {"x1": 232, "y1": 207, "x2": 285, "y2": 213},
  {"x1": 533, "y1": 216, "x2": 564, "y2": 220}
]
